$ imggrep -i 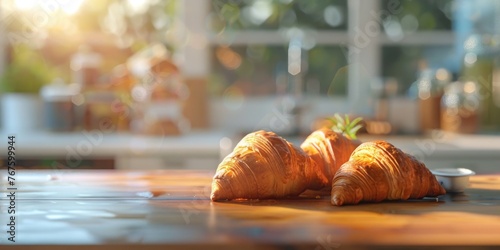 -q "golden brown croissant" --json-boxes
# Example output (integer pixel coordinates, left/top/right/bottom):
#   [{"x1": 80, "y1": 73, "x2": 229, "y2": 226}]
[
  {"x1": 211, "y1": 130, "x2": 325, "y2": 200},
  {"x1": 331, "y1": 140, "x2": 446, "y2": 206},
  {"x1": 211, "y1": 129, "x2": 360, "y2": 201},
  {"x1": 300, "y1": 128, "x2": 360, "y2": 190}
]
